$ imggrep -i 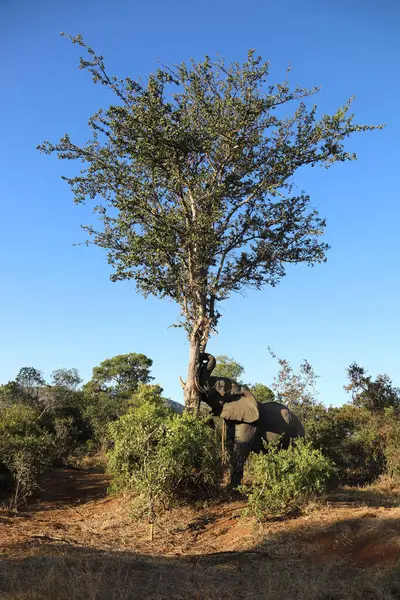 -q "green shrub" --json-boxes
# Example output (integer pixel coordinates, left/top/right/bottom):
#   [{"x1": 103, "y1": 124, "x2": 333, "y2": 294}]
[
  {"x1": 241, "y1": 439, "x2": 335, "y2": 520},
  {"x1": 51, "y1": 416, "x2": 81, "y2": 464},
  {"x1": 108, "y1": 385, "x2": 222, "y2": 519},
  {"x1": 158, "y1": 412, "x2": 222, "y2": 500},
  {"x1": 83, "y1": 391, "x2": 130, "y2": 449},
  {"x1": 379, "y1": 407, "x2": 400, "y2": 482},
  {"x1": 304, "y1": 404, "x2": 385, "y2": 486},
  {"x1": 0, "y1": 404, "x2": 54, "y2": 505}
]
